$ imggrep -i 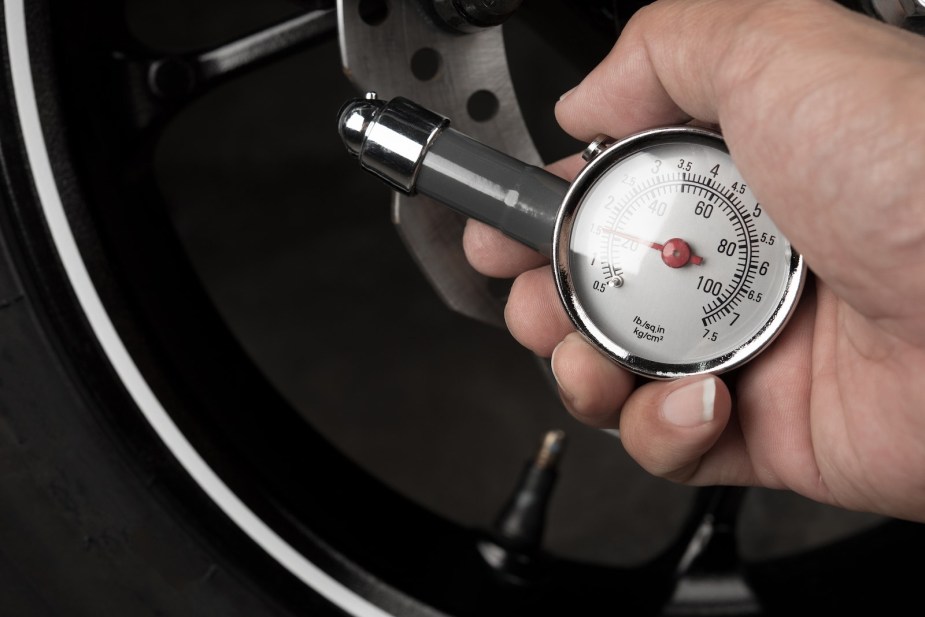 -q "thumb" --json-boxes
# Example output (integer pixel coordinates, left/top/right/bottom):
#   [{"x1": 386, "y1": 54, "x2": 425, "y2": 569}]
[{"x1": 618, "y1": 375, "x2": 752, "y2": 485}]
